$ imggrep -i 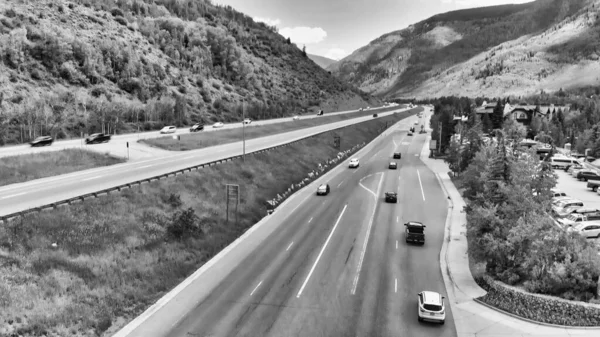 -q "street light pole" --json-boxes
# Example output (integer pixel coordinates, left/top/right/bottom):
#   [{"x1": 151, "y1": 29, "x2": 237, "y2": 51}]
[{"x1": 242, "y1": 99, "x2": 246, "y2": 162}]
